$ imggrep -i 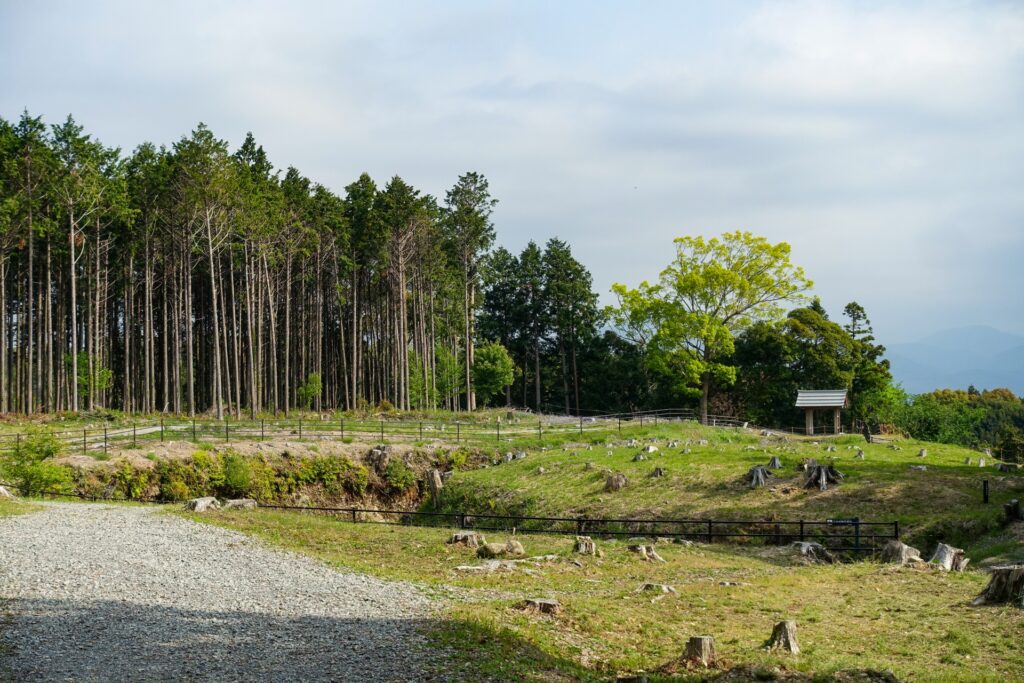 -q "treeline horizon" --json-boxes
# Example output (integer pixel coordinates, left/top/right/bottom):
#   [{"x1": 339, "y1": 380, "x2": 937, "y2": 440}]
[{"x1": 1, "y1": 110, "x2": 1021, "y2": 455}]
